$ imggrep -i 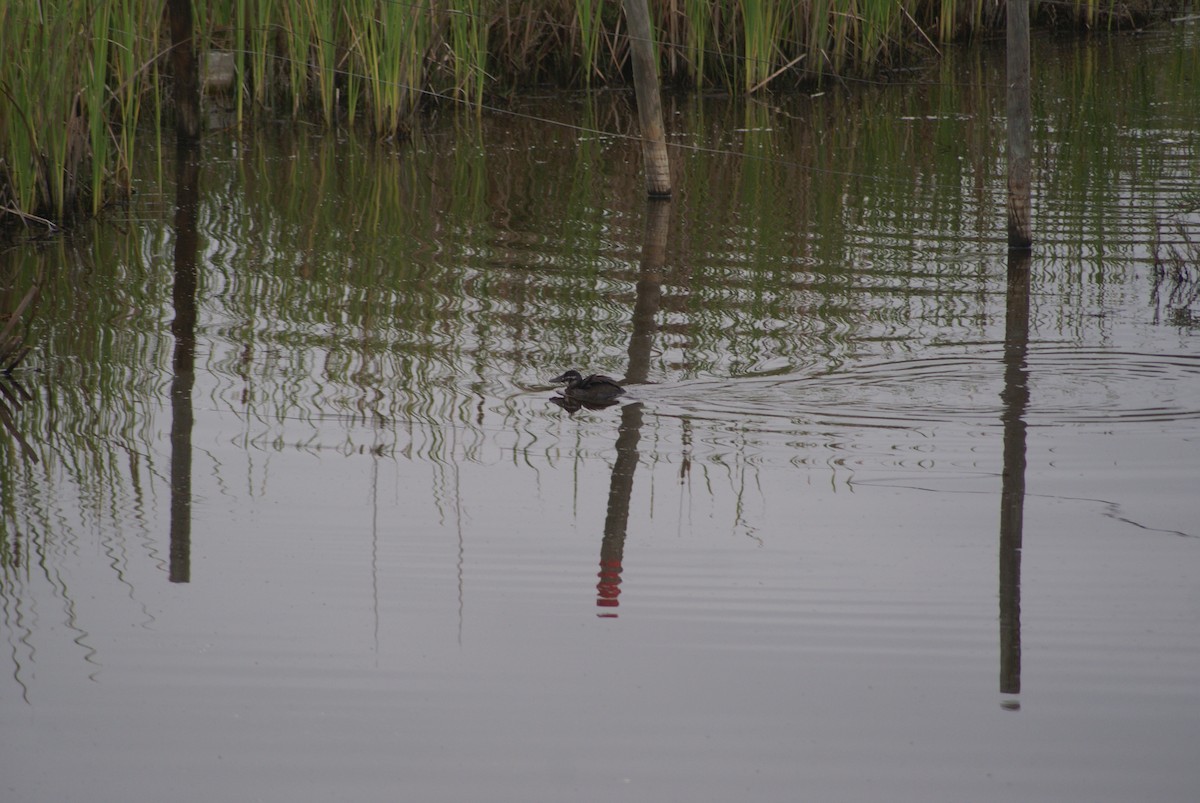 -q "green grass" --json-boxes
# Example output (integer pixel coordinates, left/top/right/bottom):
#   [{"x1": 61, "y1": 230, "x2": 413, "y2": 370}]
[{"x1": 1, "y1": 0, "x2": 1192, "y2": 234}]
